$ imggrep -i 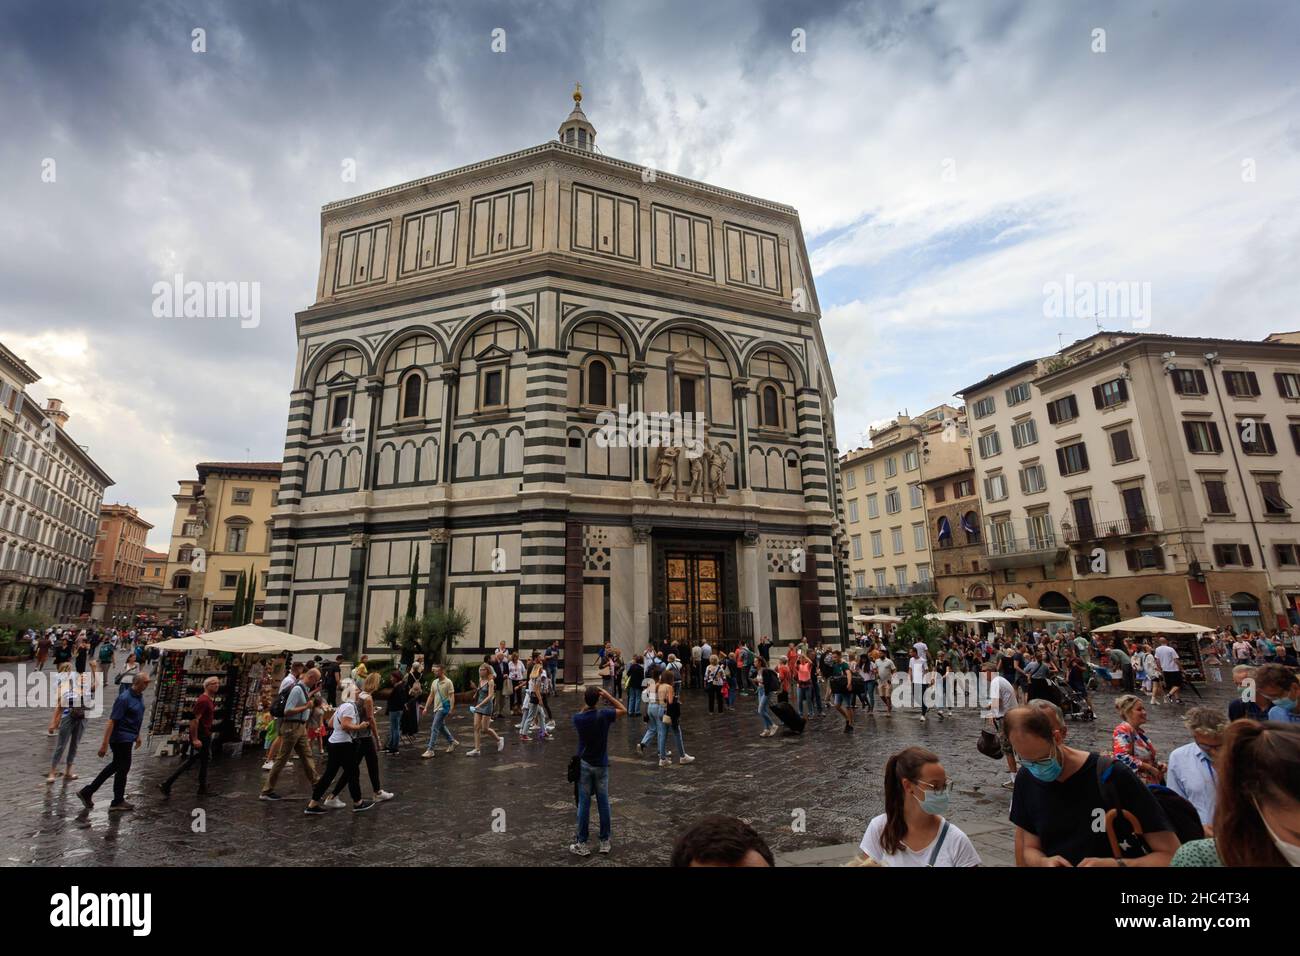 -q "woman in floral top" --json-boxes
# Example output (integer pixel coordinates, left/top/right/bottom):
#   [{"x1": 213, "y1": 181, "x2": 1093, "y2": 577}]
[{"x1": 1113, "y1": 694, "x2": 1165, "y2": 784}]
